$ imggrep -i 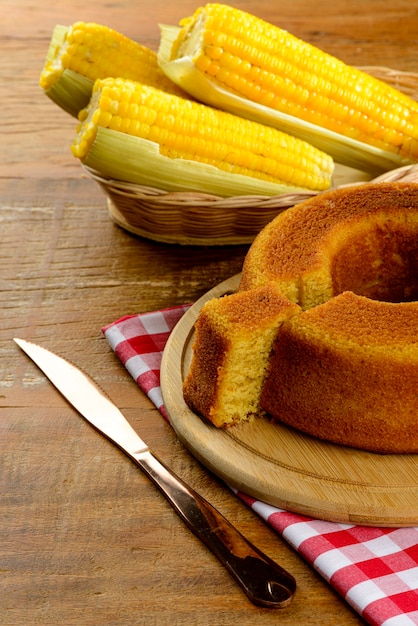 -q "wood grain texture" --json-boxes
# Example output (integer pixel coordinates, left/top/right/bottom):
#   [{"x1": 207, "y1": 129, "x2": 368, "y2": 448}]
[{"x1": 4, "y1": 0, "x2": 418, "y2": 623}]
